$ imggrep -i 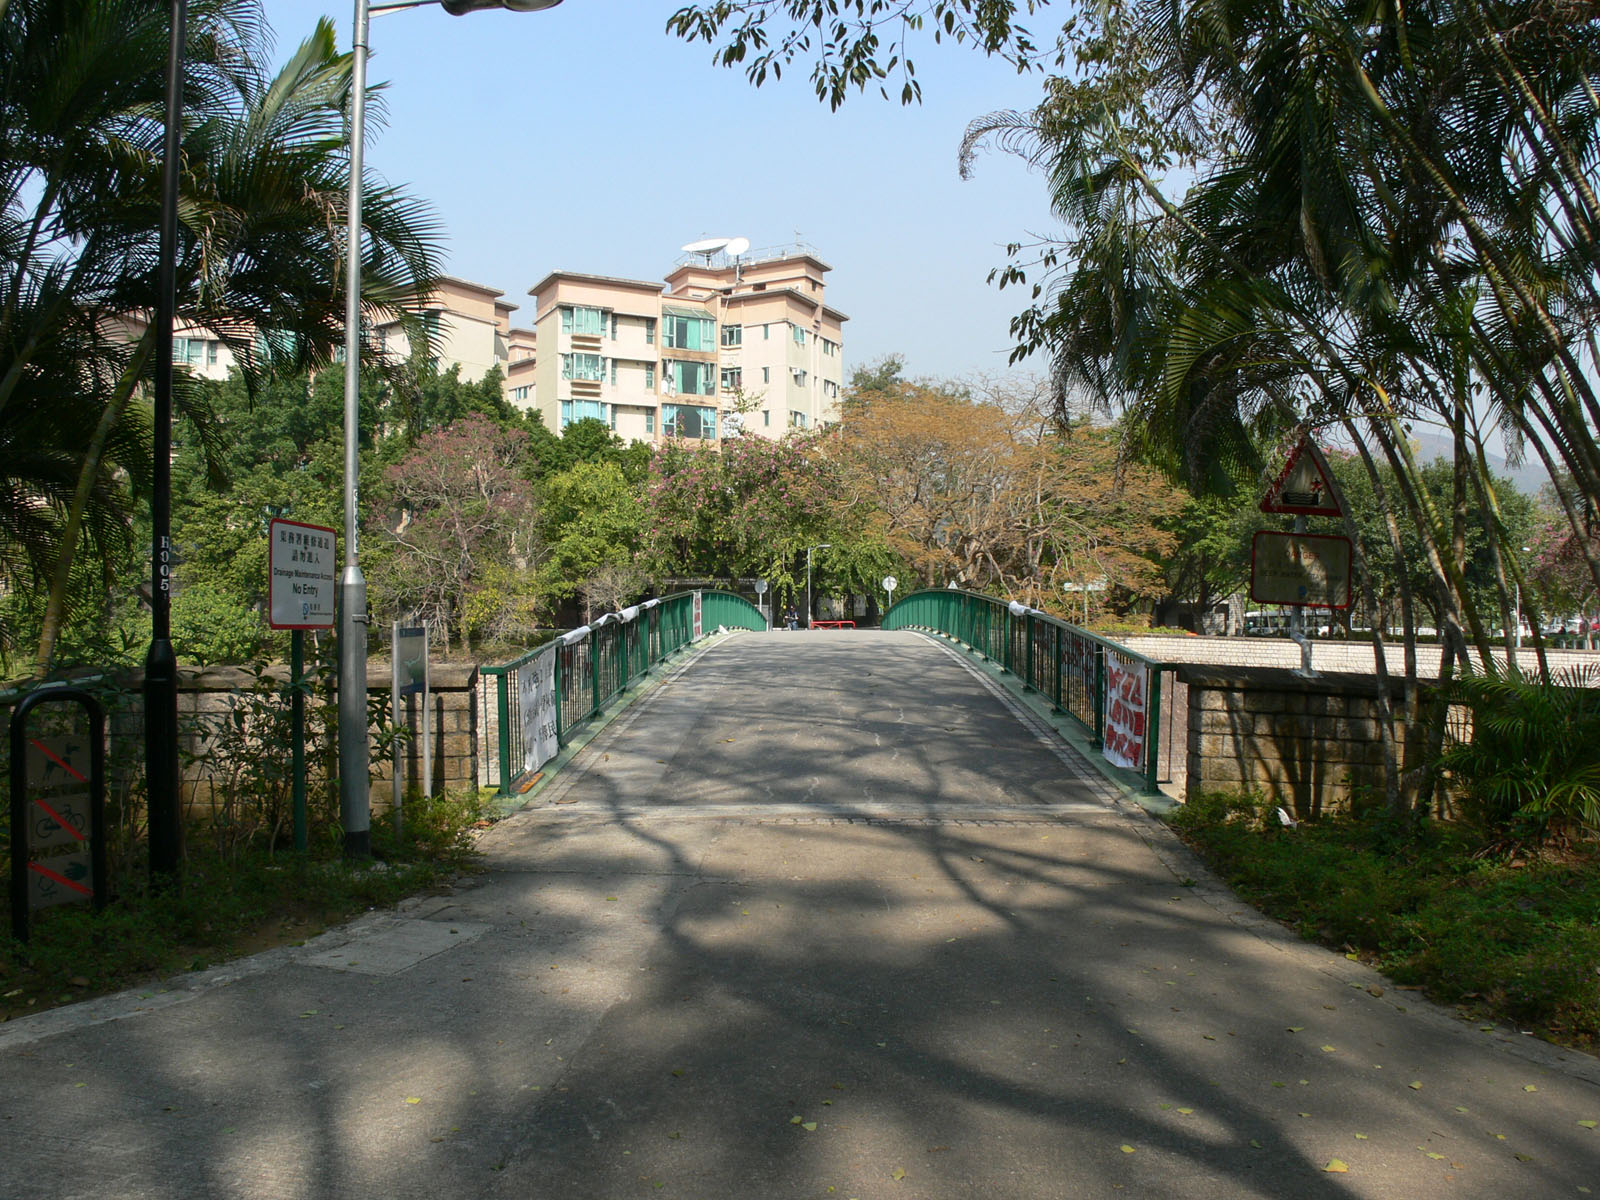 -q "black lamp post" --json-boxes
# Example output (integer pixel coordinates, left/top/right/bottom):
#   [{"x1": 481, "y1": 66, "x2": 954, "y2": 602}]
[{"x1": 145, "y1": 0, "x2": 187, "y2": 885}]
